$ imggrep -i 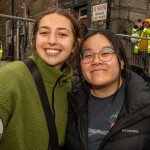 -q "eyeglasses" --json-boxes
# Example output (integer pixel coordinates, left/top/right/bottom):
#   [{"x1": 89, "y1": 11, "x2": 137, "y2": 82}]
[{"x1": 80, "y1": 47, "x2": 115, "y2": 64}]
